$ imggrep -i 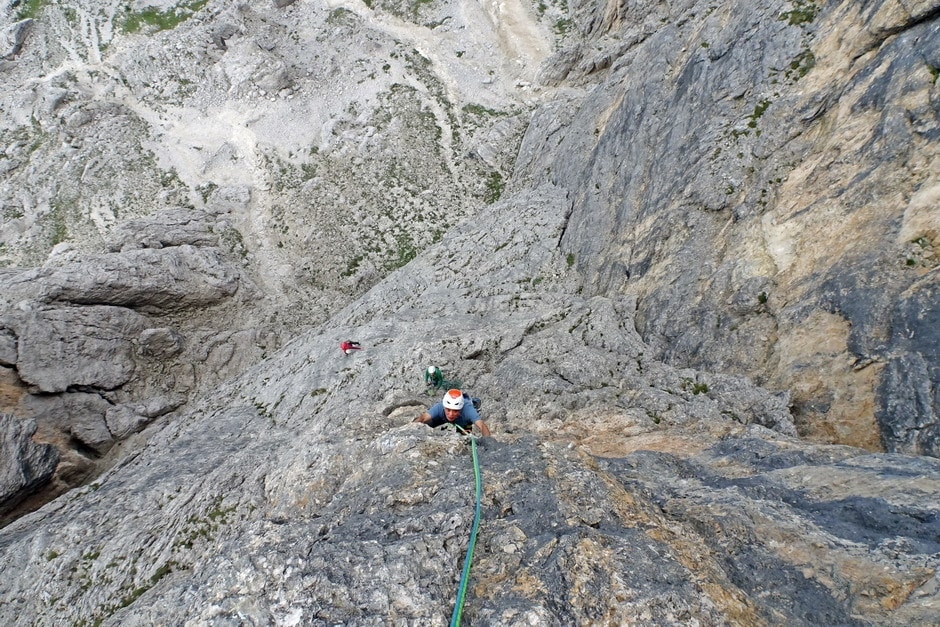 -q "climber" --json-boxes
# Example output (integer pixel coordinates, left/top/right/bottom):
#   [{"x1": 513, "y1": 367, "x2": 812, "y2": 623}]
[
  {"x1": 424, "y1": 365, "x2": 444, "y2": 389},
  {"x1": 414, "y1": 388, "x2": 491, "y2": 436},
  {"x1": 340, "y1": 340, "x2": 362, "y2": 355}
]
